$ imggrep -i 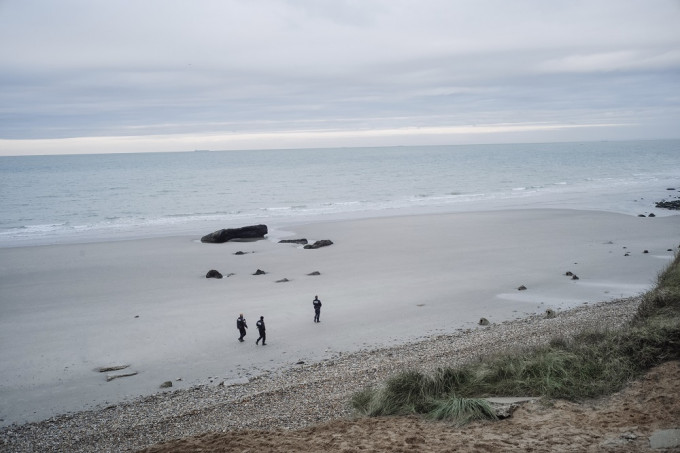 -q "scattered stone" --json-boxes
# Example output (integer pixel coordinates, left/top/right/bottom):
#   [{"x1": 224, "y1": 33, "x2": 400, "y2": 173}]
[
  {"x1": 279, "y1": 239, "x2": 308, "y2": 245},
  {"x1": 205, "y1": 269, "x2": 223, "y2": 279},
  {"x1": 304, "y1": 240, "x2": 334, "y2": 249},
  {"x1": 655, "y1": 199, "x2": 680, "y2": 210},
  {"x1": 275, "y1": 278, "x2": 290, "y2": 283},
  {"x1": 517, "y1": 285, "x2": 527, "y2": 291},
  {"x1": 565, "y1": 271, "x2": 573, "y2": 276},
  {"x1": 643, "y1": 250, "x2": 649, "y2": 254},
  {"x1": 649, "y1": 429, "x2": 680, "y2": 450},
  {"x1": 234, "y1": 251, "x2": 248, "y2": 255},
  {"x1": 296, "y1": 361, "x2": 305, "y2": 365},
  {"x1": 160, "y1": 381, "x2": 173, "y2": 389},
  {"x1": 545, "y1": 309, "x2": 556, "y2": 319},
  {"x1": 97, "y1": 365, "x2": 130, "y2": 373},
  {"x1": 106, "y1": 371, "x2": 138, "y2": 382},
  {"x1": 201, "y1": 224, "x2": 268, "y2": 243},
  {"x1": 307, "y1": 271, "x2": 321, "y2": 276},
  {"x1": 571, "y1": 274, "x2": 579, "y2": 280},
  {"x1": 479, "y1": 317, "x2": 490, "y2": 326},
  {"x1": 648, "y1": 213, "x2": 656, "y2": 217},
  {"x1": 252, "y1": 269, "x2": 266, "y2": 275}
]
